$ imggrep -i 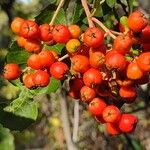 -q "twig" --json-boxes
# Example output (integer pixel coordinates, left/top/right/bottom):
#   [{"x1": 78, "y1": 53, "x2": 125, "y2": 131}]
[
  {"x1": 58, "y1": 88, "x2": 77, "y2": 150},
  {"x1": 58, "y1": 54, "x2": 69, "y2": 61},
  {"x1": 110, "y1": 30, "x2": 122, "y2": 36},
  {"x1": 72, "y1": 100, "x2": 79, "y2": 143},
  {"x1": 81, "y1": 0, "x2": 95, "y2": 27},
  {"x1": 50, "y1": 0, "x2": 64, "y2": 25},
  {"x1": 92, "y1": 17, "x2": 116, "y2": 39}
]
